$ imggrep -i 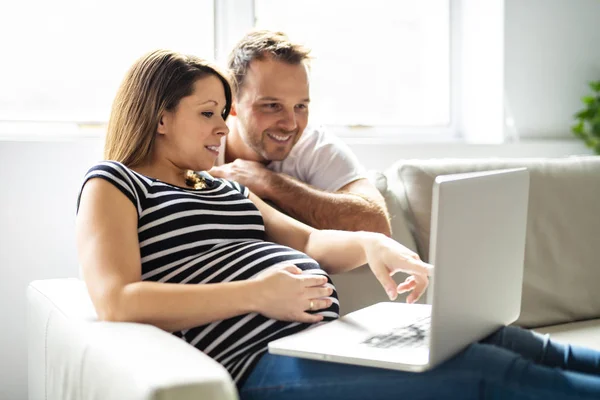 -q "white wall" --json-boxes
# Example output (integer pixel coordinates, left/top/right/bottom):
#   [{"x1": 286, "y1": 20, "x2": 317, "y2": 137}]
[
  {"x1": 0, "y1": 140, "x2": 102, "y2": 400},
  {"x1": 505, "y1": 0, "x2": 600, "y2": 138}
]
